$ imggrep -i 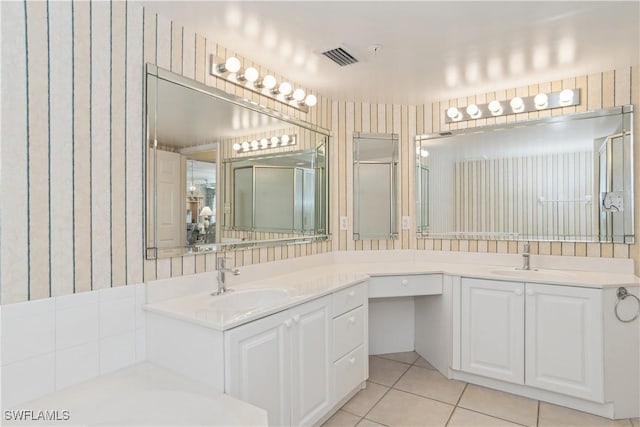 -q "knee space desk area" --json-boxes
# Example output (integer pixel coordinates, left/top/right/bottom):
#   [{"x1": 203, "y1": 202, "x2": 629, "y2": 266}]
[{"x1": 144, "y1": 250, "x2": 640, "y2": 424}]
